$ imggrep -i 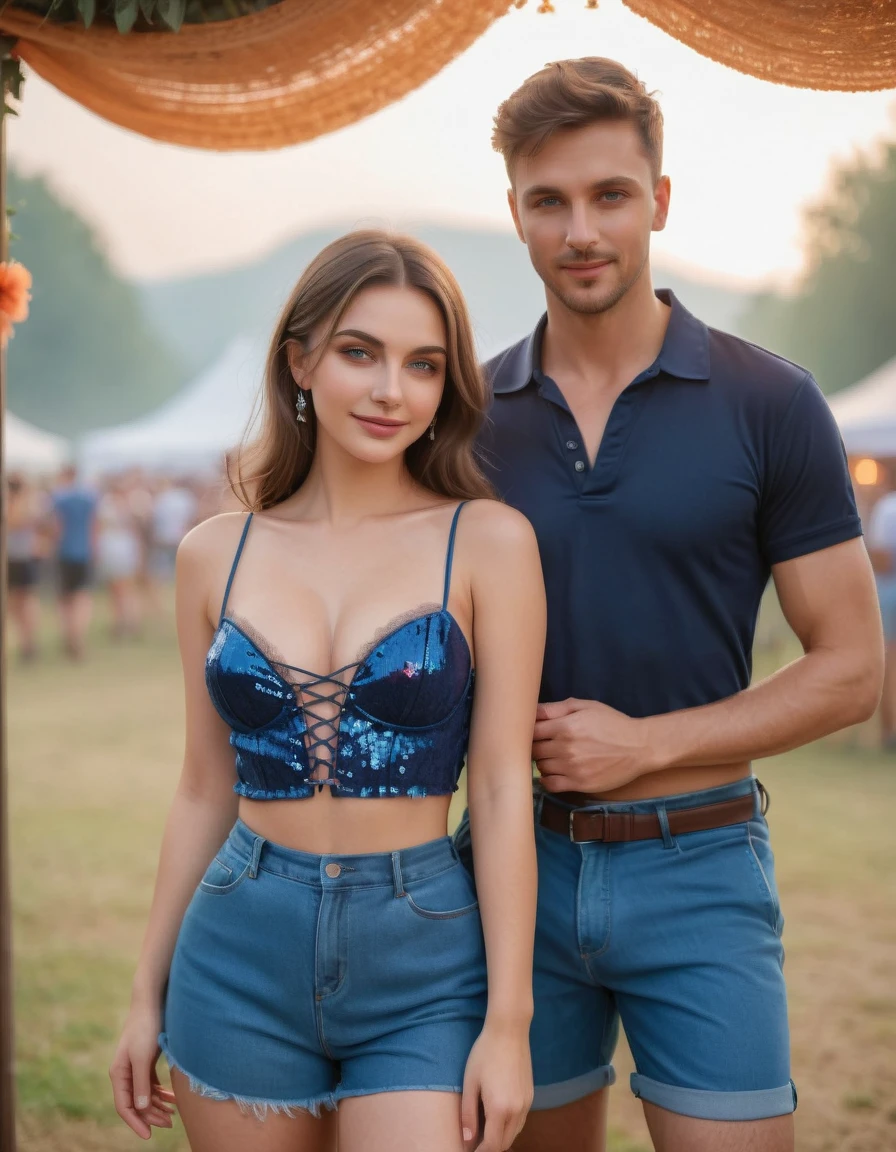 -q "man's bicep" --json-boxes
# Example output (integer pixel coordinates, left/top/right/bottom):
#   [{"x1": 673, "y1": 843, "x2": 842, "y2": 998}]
[{"x1": 771, "y1": 537, "x2": 880, "y2": 653}]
